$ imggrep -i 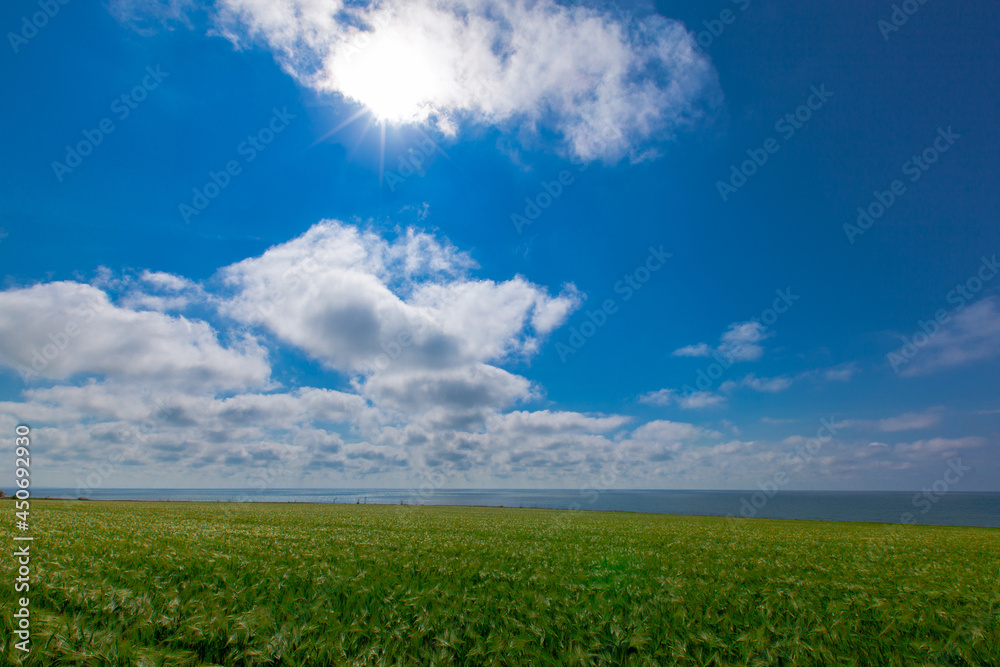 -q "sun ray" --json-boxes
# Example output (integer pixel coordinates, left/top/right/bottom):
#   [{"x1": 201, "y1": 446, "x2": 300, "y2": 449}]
[
  {"x1": 379, "y1": 120, "x2": 387, "y2": 191},
  {"x1": 344, "y1": 116, "x2": 375, "y2": 163},
  {"x1": 308, "y1": 107, "x2": 372, "y2": 148}
]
